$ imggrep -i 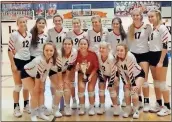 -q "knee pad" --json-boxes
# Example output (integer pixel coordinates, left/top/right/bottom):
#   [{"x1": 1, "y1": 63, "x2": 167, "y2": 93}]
[
  {"x1": 109, "y1": 91, "x2": 117, "y2": 98},
  {"x1": 78, "y1": 92, "x2": 85, "y2": 98},
  {"x1": 131, "y1": 92, "x2": 138, "y2": 99},
  {"x1": 153, "y1": 81, "x2": 160, "y2": 88},
  {"x1": 55, "y1": 90, "x2": 63, "y2": 97},
  {"x1": 71, "y1": 82, "x2": 76, "y2": 87},
  {"x1": 88, "y1": 92, "x2": 95, "y2": 97},
  {"x1": 64, "y1": 89, "x2": 70, "y2": 93},
  {"x1": 160, "y1": 82, "x2": 168, "y2": 91},
  {"x1": 99, "y1": 90, "x2": 105, "y2": 96},
  {"x1": 143, "y1": 82, "x2": 149, "y2": 88},
  {"x1": 14, "y1": 84, "x2": 22, "y2": 92}
]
